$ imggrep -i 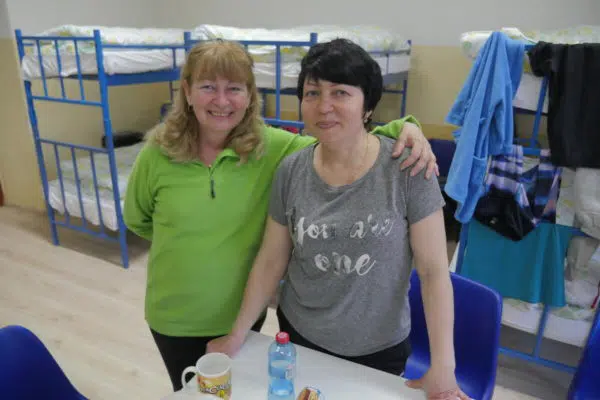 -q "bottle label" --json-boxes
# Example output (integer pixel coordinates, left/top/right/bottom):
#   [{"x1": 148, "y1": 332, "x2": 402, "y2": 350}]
[{"x1": 285, "y1": 363, "x2": 295, "y2": 380}]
